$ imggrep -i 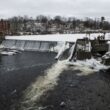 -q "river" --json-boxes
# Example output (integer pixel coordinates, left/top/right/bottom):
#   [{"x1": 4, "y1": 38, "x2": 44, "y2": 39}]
[
  {"x1": 0, "y1": 51, "x2": 57, "y2": 110},
  {"x1": 0, "y1": 51, "x2": 110, "y2": 110}
]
